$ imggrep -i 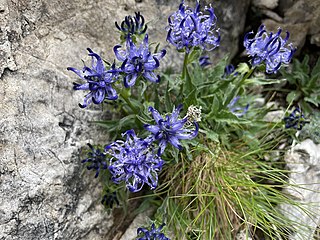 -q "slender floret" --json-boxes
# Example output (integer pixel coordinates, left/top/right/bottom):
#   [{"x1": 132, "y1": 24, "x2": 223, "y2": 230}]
[
  {"x1": 227, "y1": 96, "x2": 249, "y2": 117},
  {"x1": 166, "y1": 1, "x2": 220, "y2": 53},
  {"x1": 115, "y1": 12, "x2": 148, "y2": 38},
  {"x1": 144, "y1": 105, "x2": 199, "y2": 155},
  {"x1": 101, "y1": 191, "x2": 119, "y2": 208},
  {"x1": 67, "y1": 48, "x2": 120, "y2": 108},
  {"x1": 199, "y1": 56, "x2": 212, "y2": 67},
  {"x1": 244, "y1": 25, "x2": 296, "y2": 74},
  {"x1": 114, "y1": 34, "x2": 166, "y2": 87},
  {"x1": 137, "y1": 223, "x2": 170, "y2": 240},
  {"x1": 223, "y1": 64, "x2": 238, "y2": 77},
  {"x1": 81, "y1": 143, "x2": 108, "y2": 178},
  {"x1": 283, "y1": 107, "x2": 308, "y2": 130},
  {"x1": 106, "y1": 130, "x2": 164, "y2": 192}
]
